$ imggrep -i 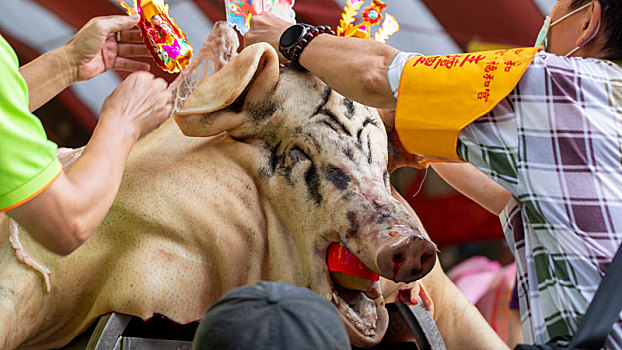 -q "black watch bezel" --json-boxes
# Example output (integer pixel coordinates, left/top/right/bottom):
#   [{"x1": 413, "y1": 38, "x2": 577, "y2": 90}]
[{"x1": 278, "y1": 24, "x2": 313, "y2": 61}]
